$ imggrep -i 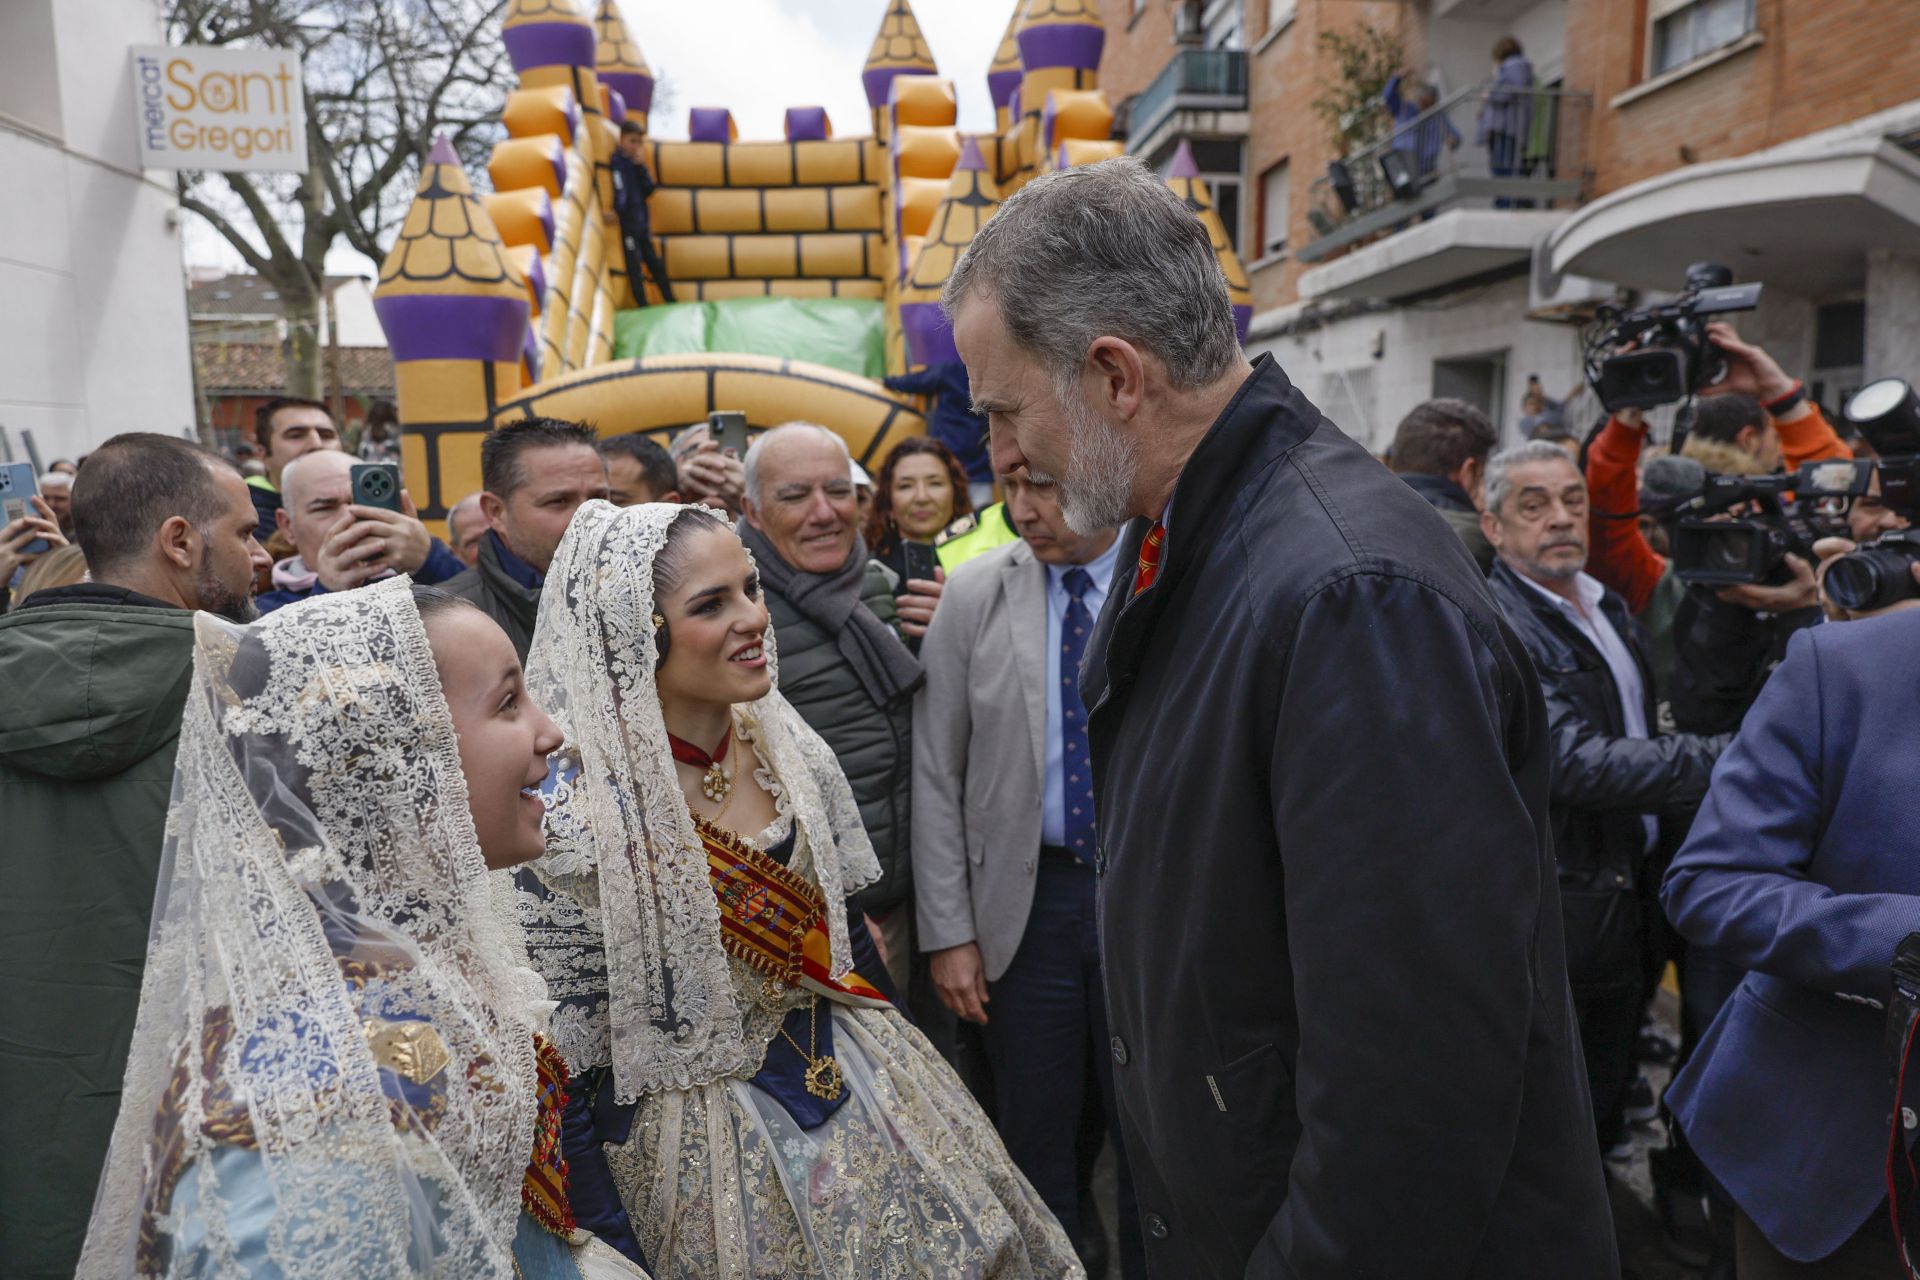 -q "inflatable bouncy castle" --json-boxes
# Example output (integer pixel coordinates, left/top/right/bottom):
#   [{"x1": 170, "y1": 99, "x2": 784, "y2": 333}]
[{"x1": 373, "y1": 0, "x2": 1252, "y2": 528}]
